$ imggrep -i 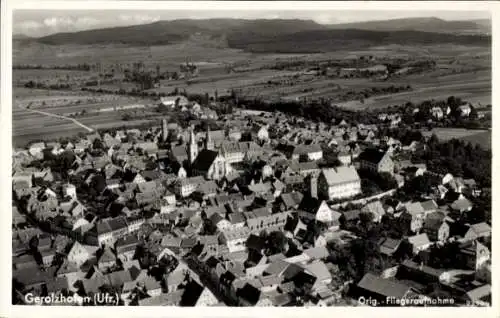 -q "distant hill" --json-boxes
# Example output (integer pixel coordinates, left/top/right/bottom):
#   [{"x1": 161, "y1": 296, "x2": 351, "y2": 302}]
[
  {"x1": 36, "y1": 18, "x2": 327, "y2": 46},
  {"x1": 226, "y1": 29, "x2": 490, "y2": 53},
  {"x1": 327, "y1": 17, "x2": 491, "y2": 35},
  {"x1": 32, "y1": 18, "x2": 490, "y2": 53},
  {"x1": 13, "y1": 34, "x2": 33, "y2": 40}
]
